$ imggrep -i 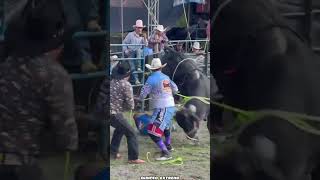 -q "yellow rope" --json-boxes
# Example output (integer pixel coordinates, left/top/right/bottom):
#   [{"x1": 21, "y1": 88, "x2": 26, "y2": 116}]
[
  {"x1": 146, "y1": 152, "x2": 155, "y2": 164},
  {"x1": 63, "y1": 151, "x2": 70, "y2": 180},
  {"x1": 173, "y1": 93, "x2": 320, "y2": 136},
  {"x1": 160, "y1": 157, "x2": 183, "y2": 166},
  {"x1": 146, "y1": 152, "x2": 184, "y2": 166}
]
